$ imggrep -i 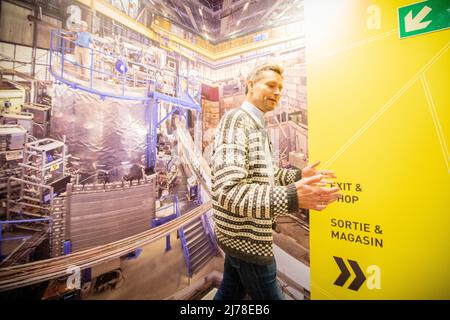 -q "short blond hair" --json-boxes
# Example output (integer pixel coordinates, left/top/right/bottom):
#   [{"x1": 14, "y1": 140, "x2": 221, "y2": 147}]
[
  {"x1": 245, "y1": 63, "x2": 284, "y2": 95},
  {"x1": 80, "y1": 21, "x2": 88, "y2": 28}
]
